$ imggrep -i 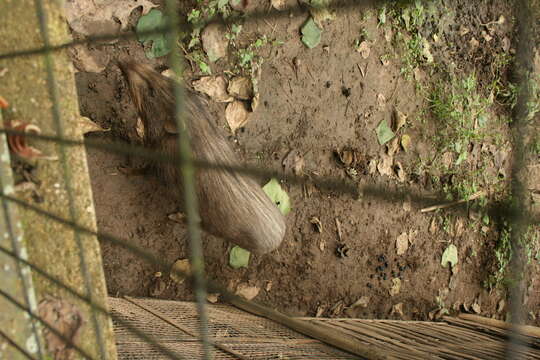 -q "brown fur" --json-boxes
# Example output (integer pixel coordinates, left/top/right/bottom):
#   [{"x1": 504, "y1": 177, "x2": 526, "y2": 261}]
[{"x1": 118, "y1": 62, "x2": 286, "y2": 254}]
